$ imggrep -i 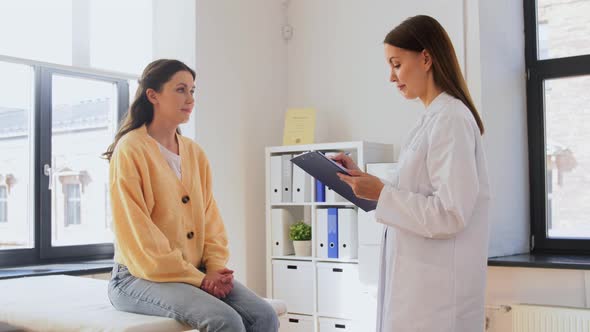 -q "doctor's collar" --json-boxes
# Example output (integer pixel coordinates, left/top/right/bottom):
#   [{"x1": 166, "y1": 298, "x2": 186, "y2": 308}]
[{"x1": 425, "y1": 91, "x2": 454, "y2": 114}]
